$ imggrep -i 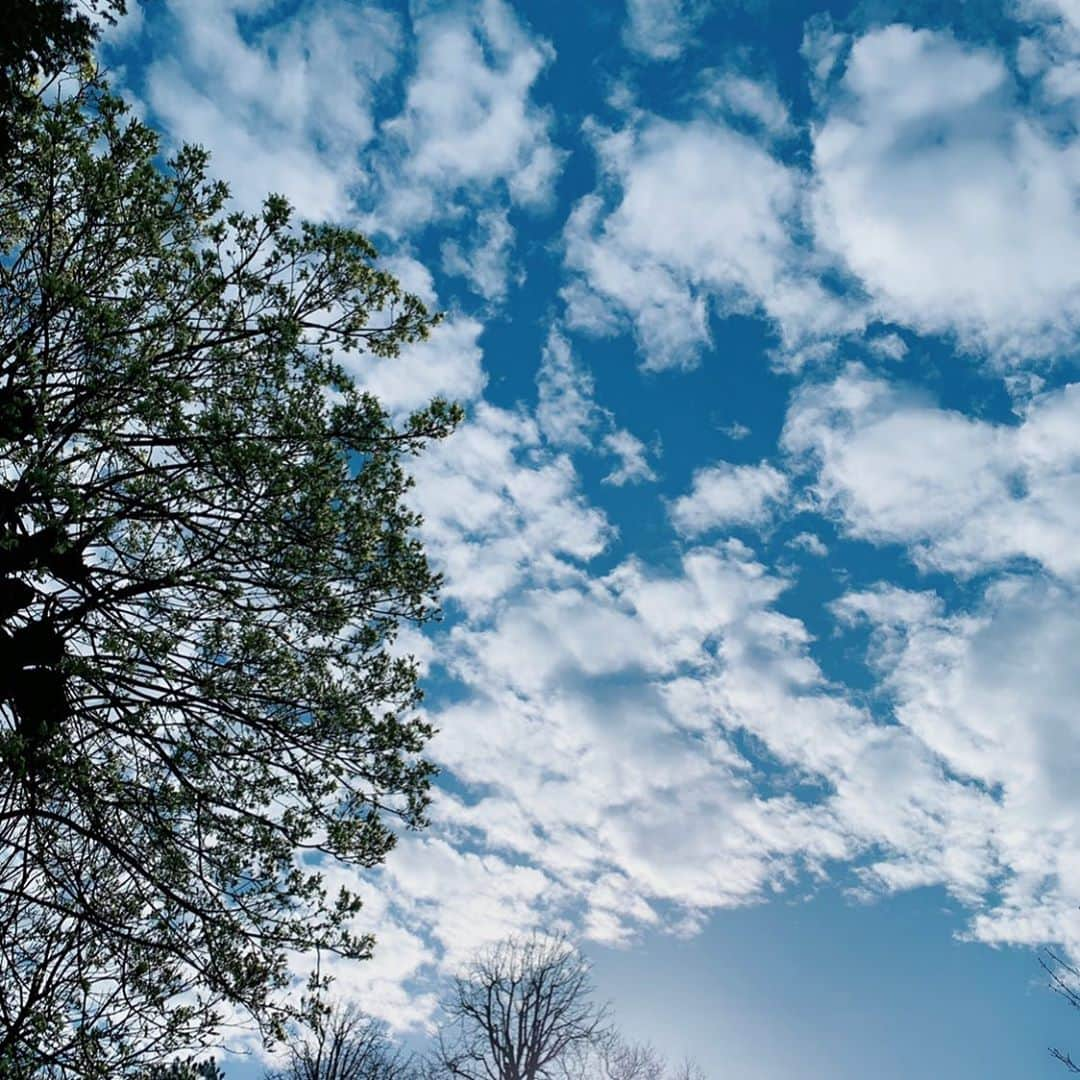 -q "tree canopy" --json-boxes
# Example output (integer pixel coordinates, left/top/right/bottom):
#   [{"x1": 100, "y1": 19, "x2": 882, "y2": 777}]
[
  {"x1": 0, "y1": 0, "x2": 126, "y2": 159},
  {"x1": 0, "y1": 73, "x2": 458, "y2": 1075}
]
